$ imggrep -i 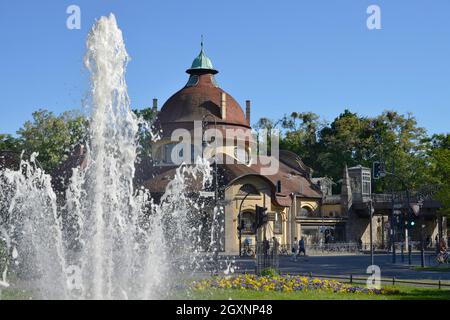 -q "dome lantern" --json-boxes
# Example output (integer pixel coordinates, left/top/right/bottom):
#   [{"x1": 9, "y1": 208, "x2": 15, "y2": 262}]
[{"x1": 186, "y1": 40, "x2": 218, "y2": 75}]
